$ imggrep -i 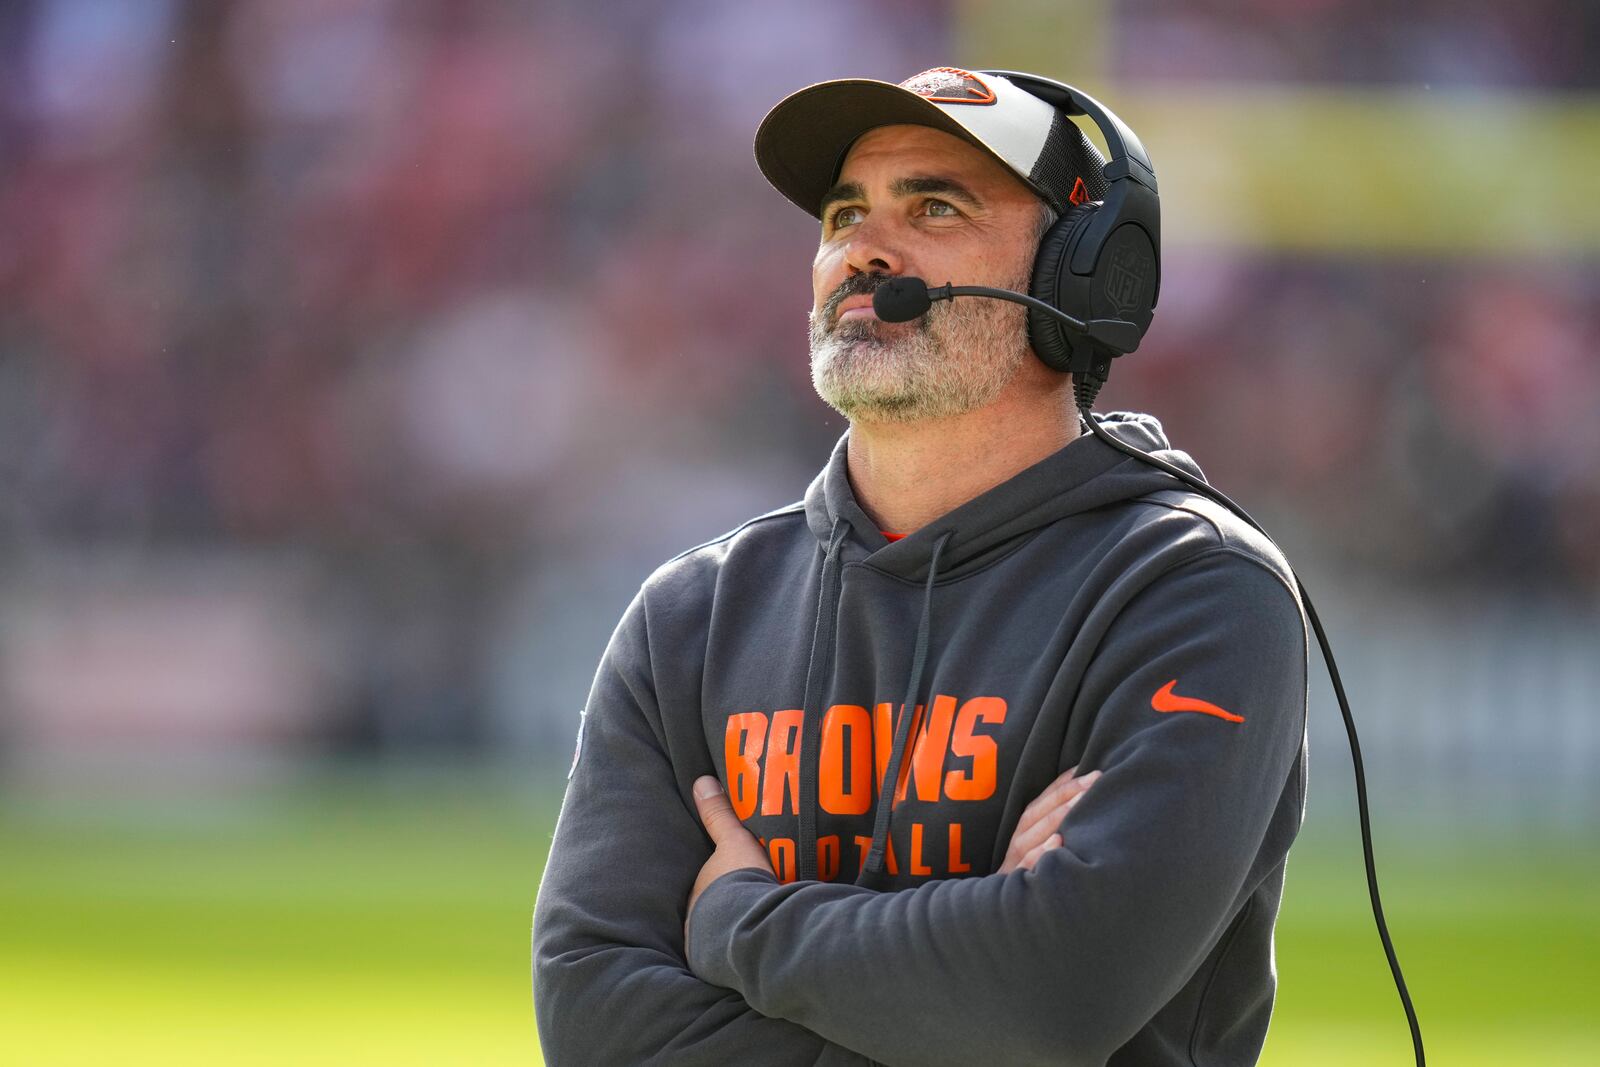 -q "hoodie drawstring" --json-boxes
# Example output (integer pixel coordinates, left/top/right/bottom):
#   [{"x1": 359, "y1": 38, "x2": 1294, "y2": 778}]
[
  {"x1": 857, "y1": 530, "x2": 952, "y2": 889},
  {"x1": 797, "y1": 518, "x2": 849, "y2": 882}
]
